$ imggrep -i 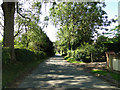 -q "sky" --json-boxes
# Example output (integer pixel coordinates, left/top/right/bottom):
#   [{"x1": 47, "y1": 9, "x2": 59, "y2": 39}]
[
  {"x1": 0, "y1": 0, "x2": 119, "y2": 42},
  {"x1": 96, "y1": 1, "x2": 118, "y2": 38}
]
